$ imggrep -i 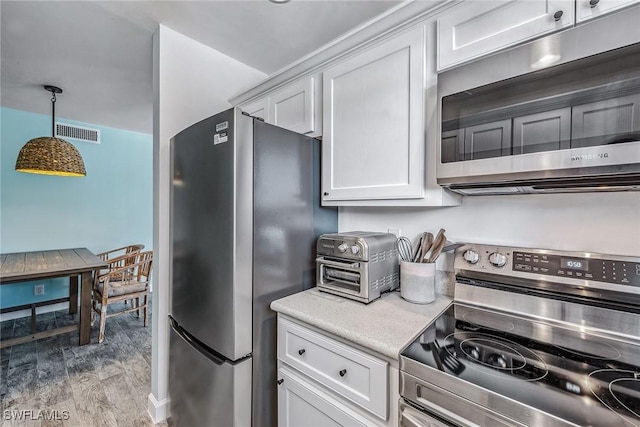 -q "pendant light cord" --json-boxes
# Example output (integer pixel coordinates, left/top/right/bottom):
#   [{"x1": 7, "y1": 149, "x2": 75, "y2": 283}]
[{"x1": 51, "y1": 92, "x2": 56, "y2": 137}]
